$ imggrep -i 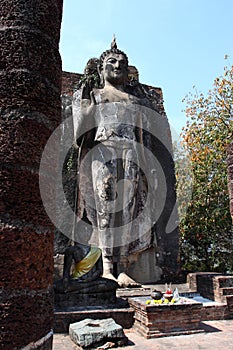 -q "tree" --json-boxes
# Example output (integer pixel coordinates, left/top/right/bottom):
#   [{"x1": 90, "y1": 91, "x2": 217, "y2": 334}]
[{"x1": 177, "y1": 60, "x2": 233, "y2": 273}]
